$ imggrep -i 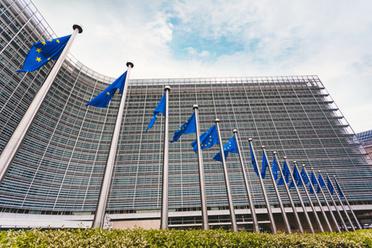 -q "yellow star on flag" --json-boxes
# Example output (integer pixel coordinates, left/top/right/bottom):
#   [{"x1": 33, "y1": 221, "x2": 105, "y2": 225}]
[
  {"x1": 36, "y1": 48, "x2": 42, "y2": 53},
  {"x1": 42, "y1": 41, "x2": 47, "y2": 45},
  {"x1": 36, "y1": 57, "x2": 41, "y2": 62},
  {"x1": 107, "y1": 92, "x2": 110, "y2": 95},
  {"x1": 56, "y1": 39, "x2": 60, "y2": 43}
]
